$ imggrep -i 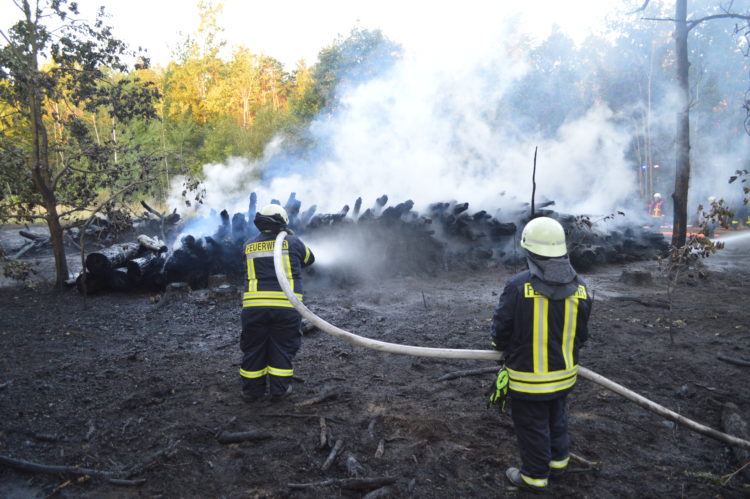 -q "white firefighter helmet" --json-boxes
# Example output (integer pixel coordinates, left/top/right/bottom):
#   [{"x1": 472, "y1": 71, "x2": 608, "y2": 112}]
[
  {"x1": 258, "y1": 204, "x2": 289, "y2": 224},
  {"x1": 653, "y1": 193, "x2": 662, "y2": 199},
  {"x1": 708, "y1": 196, "x2": 716, "y2": 203},
  {"x1": 520, "y1": 217, "x2": 567, "y2": 258}
]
